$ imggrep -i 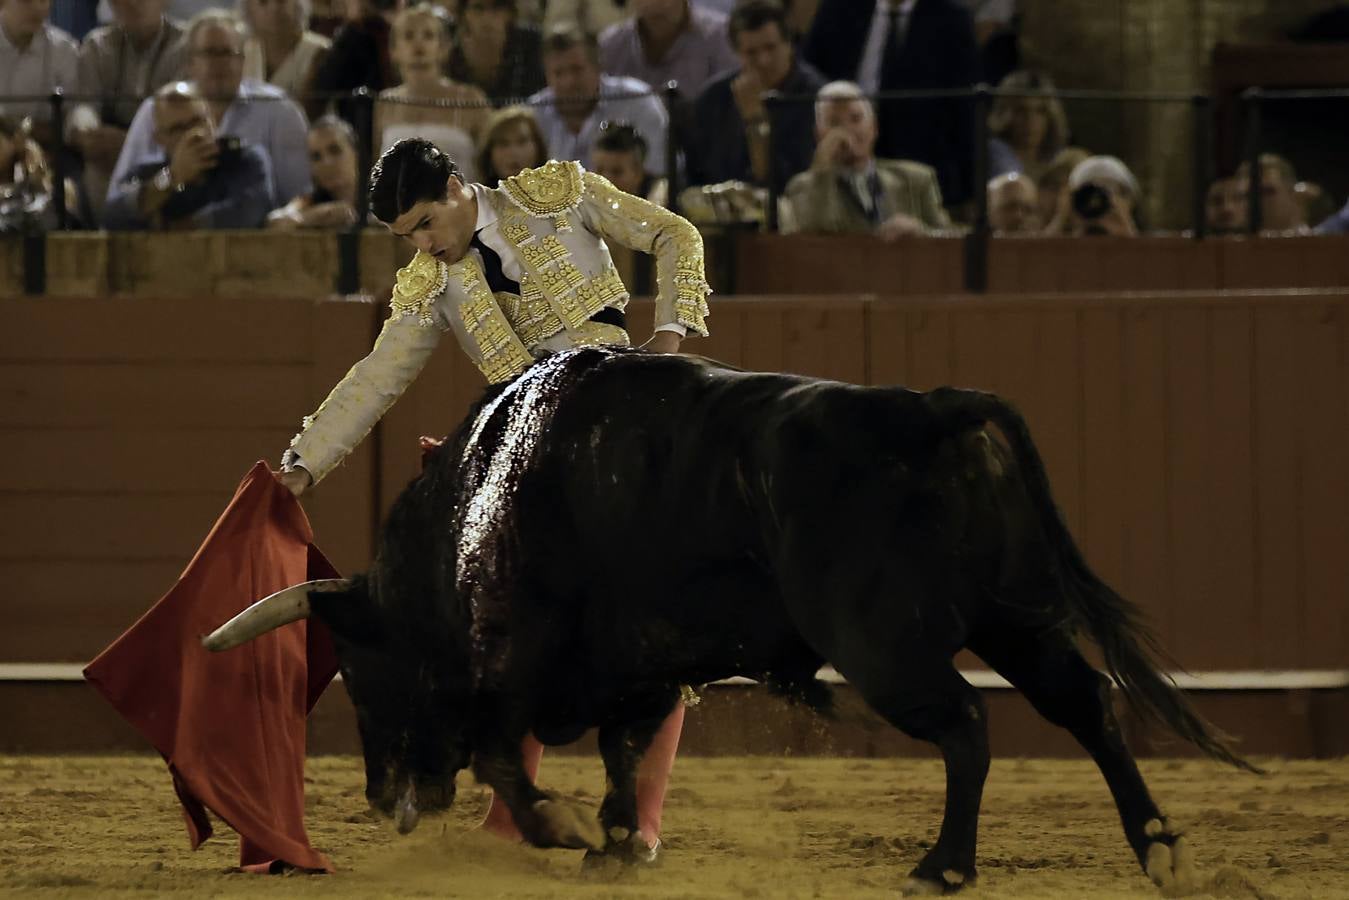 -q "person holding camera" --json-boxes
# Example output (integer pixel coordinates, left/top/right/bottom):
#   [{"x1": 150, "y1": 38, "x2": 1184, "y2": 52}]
[
  {"x1": 104, "y1": 81, "x2": 273, "y2": 229},
  {"x1": 1047, "y1": 154, "x2": 1140, "y2": 238}
]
